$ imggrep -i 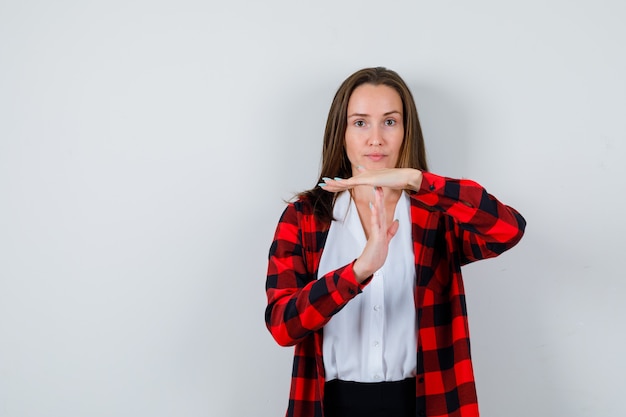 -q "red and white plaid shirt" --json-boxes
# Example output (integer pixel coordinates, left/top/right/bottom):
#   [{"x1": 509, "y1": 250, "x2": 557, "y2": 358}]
[{"x1": 265, "y1": 172, "x2": 526, "y2": 417}]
